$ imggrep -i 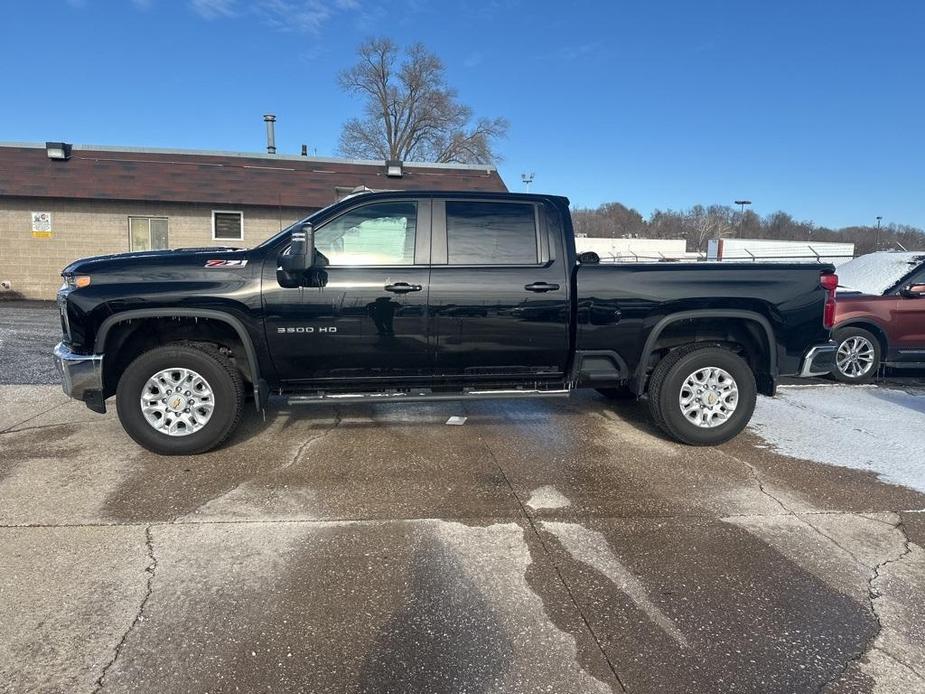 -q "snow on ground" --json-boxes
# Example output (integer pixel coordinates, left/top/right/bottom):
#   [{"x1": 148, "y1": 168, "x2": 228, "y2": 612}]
[
  {"x1": 835, "y1": 251, "x2": 924, "y2": 295},
  {"x1": 526, "y1": 485, "x2": 571, "y2": 510},
  {"x1": 749, "y1": 384, "x2": 925, "y2": 494}
]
